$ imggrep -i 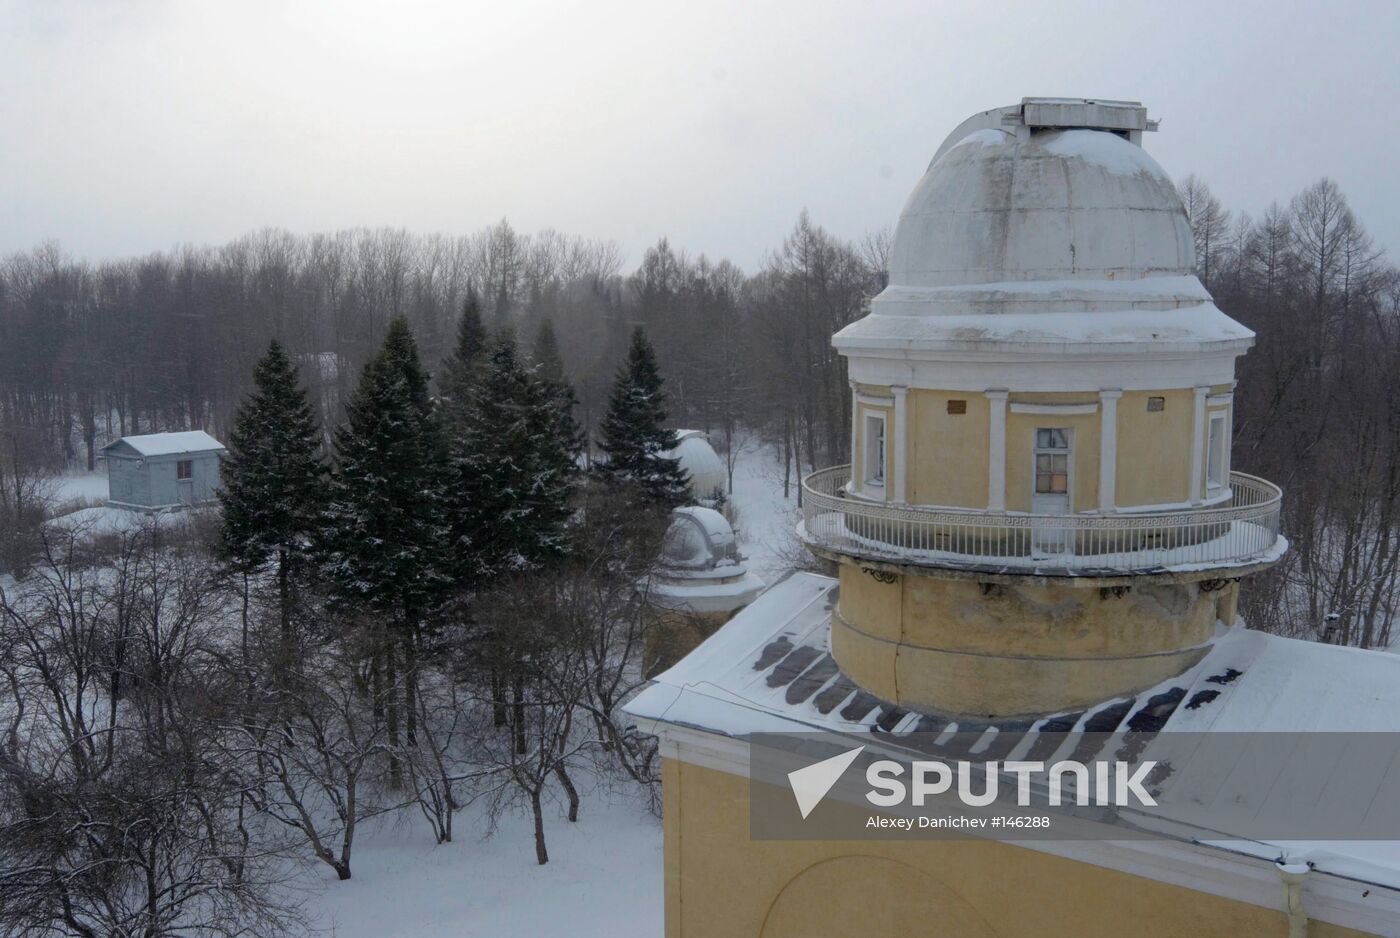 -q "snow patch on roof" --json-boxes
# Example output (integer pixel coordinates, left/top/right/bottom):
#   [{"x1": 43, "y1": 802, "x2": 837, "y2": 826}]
[
  {"x1": 104, "y1": 431, "x2": 225, "y2": 457},
  {"x1": 1037, "y1": 128, "x2": 1160, "y2": 177}
]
